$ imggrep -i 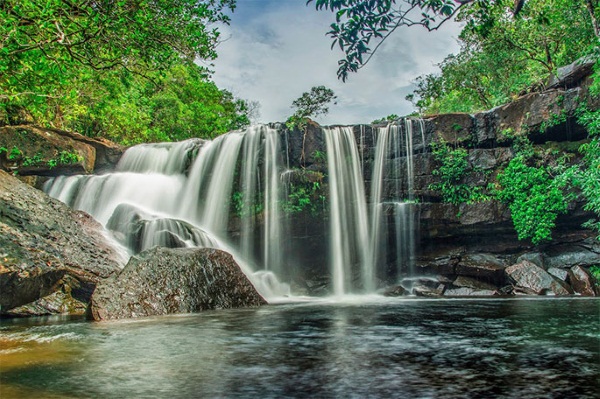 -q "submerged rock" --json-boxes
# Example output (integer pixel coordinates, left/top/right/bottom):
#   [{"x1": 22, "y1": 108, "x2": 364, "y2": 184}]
[
  {"x1": 505, "y1": 260, "x2": 572, "y2": 296},
  {"x1": 0, "y1": 170, "x2": 122, "y2": 316},
  {"x1": 382, "y1": 285, "x2": 408, "y2": 297},
  {"x1": 90, "y1": 247, "x2": 266, "y2": 321}
]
